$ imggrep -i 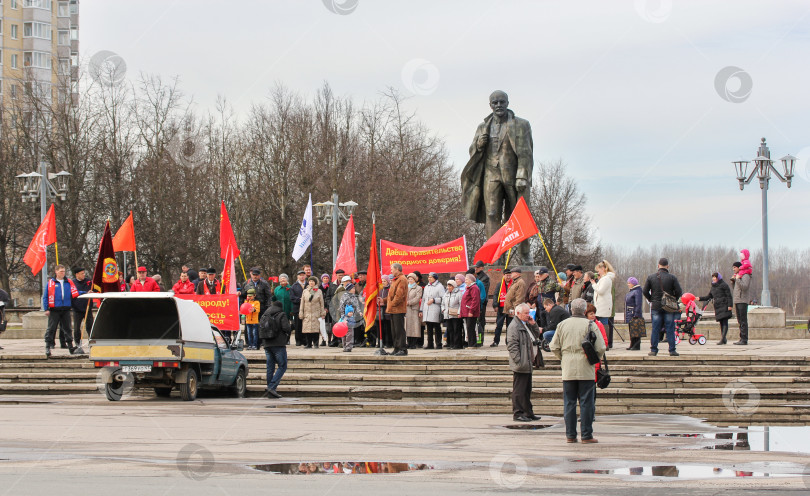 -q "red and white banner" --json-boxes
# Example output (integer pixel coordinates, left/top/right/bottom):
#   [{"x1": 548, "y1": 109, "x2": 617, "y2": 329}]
[
  {"x1": 380, "y1": 237, "x2": 468, "y2": 275},
  {"x1": 176, "y1": 294, "x2": 239, "y2": 330}
]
